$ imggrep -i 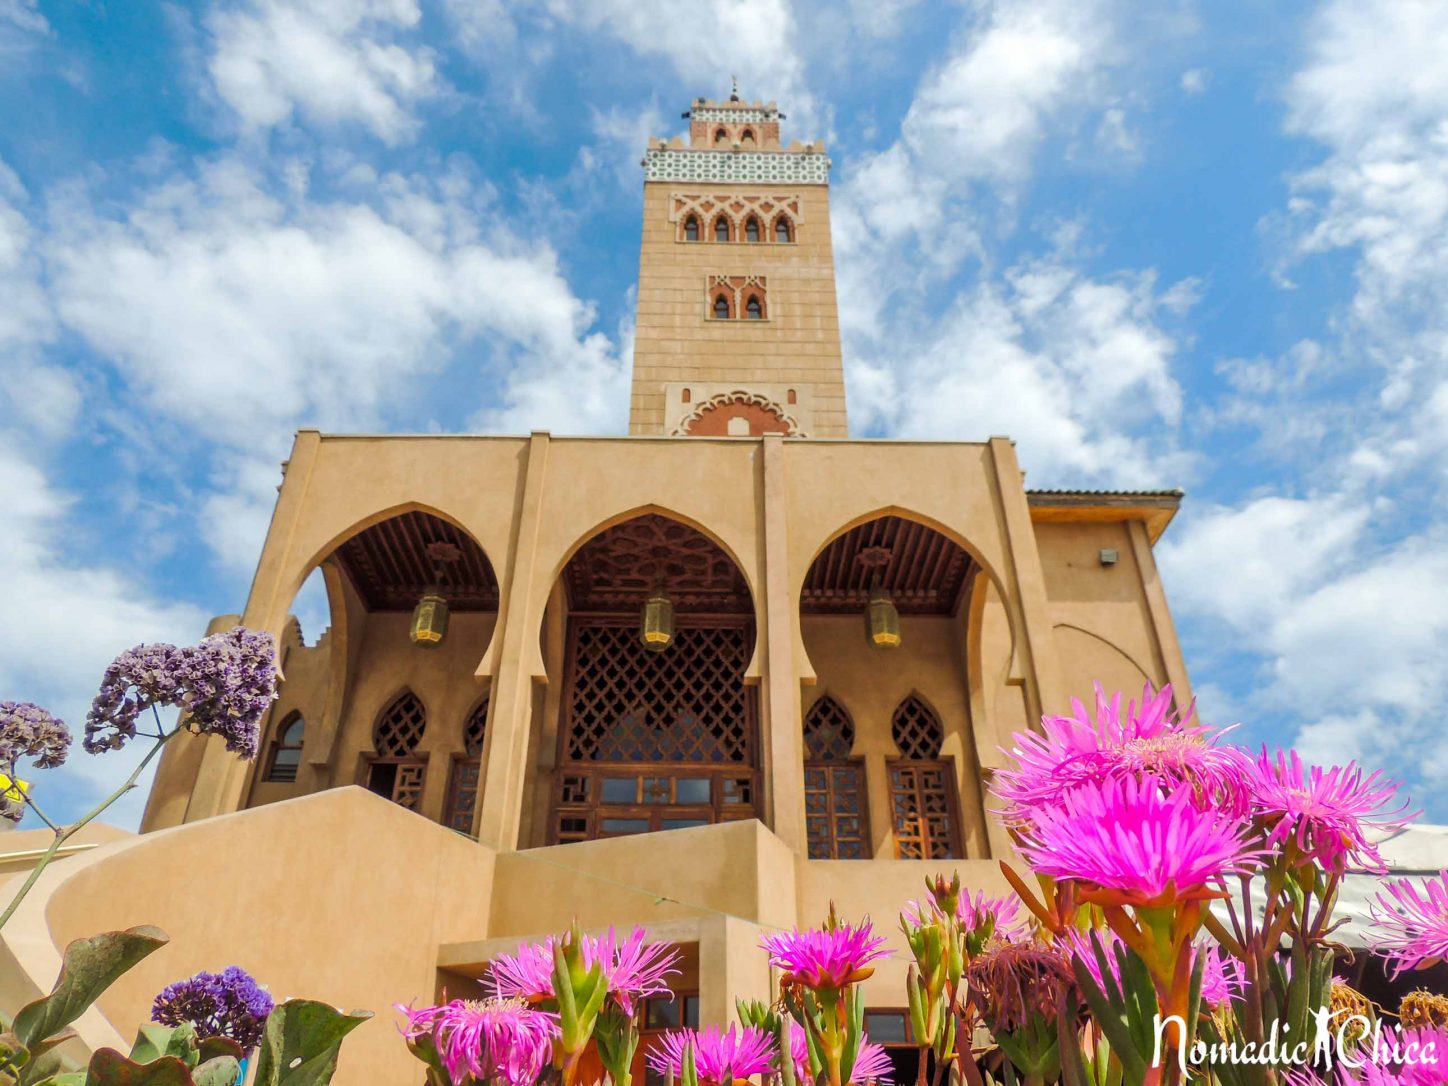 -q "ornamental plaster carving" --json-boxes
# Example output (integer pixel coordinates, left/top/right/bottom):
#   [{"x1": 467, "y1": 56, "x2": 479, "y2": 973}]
[{"x1": 672, "y1": 390, "x2": 804, "y2": 437}]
